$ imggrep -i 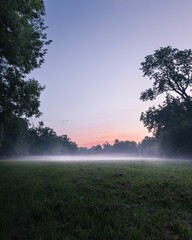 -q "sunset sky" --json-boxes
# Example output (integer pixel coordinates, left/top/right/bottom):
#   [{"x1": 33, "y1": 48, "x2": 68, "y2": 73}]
[{"x1": 31, "y1": 0, "x2": 192, "y2": 148}]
